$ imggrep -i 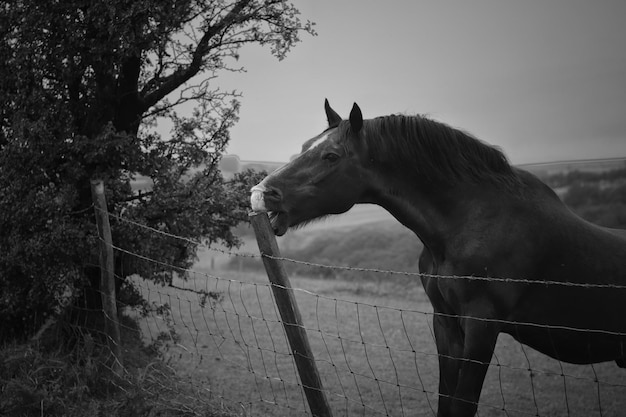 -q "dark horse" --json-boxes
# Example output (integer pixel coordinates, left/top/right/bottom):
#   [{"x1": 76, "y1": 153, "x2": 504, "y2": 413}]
[{"x1": 250, "y1": 100, "x2": 626, "y2": 416}]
